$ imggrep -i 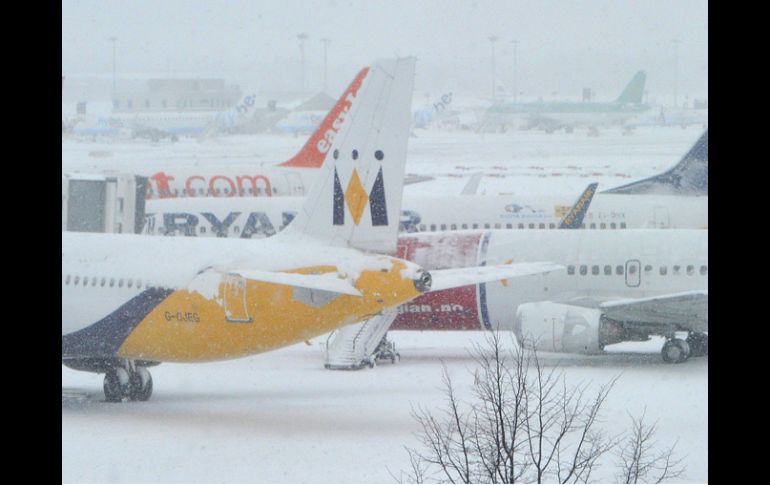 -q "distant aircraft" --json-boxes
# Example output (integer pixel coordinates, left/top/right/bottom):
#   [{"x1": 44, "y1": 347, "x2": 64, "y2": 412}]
[
  {"x1": 62, "y1": 58, "x2": 561, "y2": 402},
  {"x1": 140, "y1": 130, "x2": 708, "y2": 238},
  {"x1": 68, "y1": 90, "x2": 261, "y2": 141},
  {"x1": 481, "y1": 71, "x2": 650, "y2": 133}
]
